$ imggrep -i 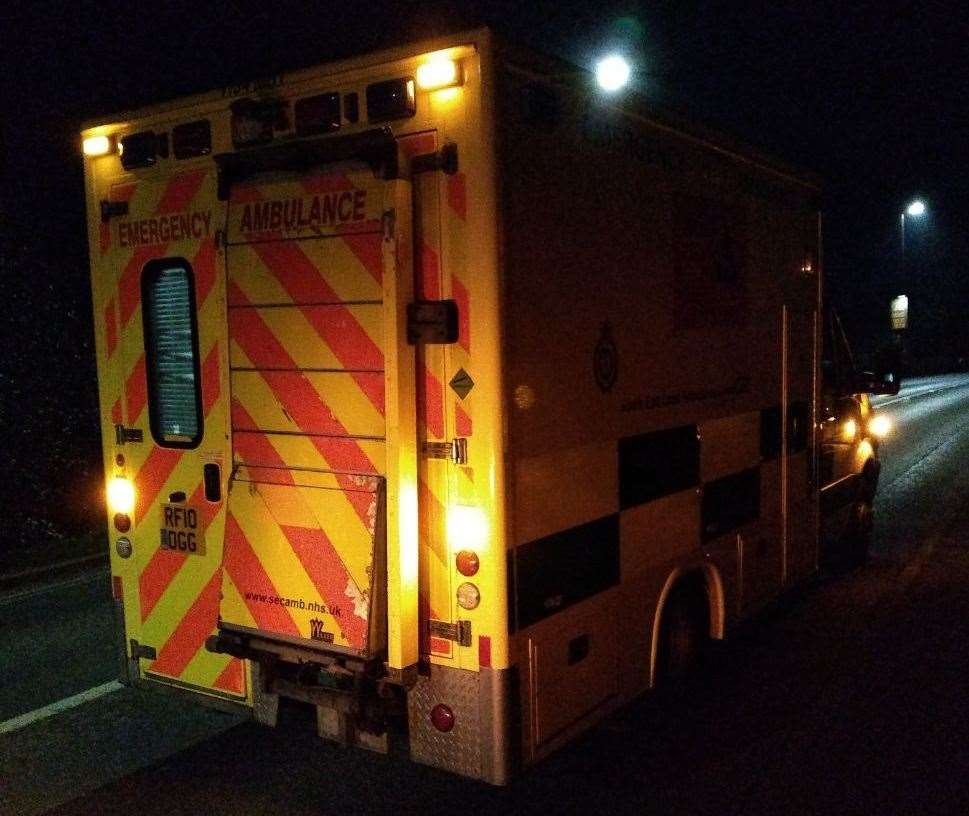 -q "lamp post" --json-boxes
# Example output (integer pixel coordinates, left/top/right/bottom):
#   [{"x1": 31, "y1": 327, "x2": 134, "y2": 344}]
[
  {"x1": 893, "y1": 200, "x2": 925, "y2": 375},
  {"x1": 899, "y1": 199, "x2": 926, "y2": 268}
]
